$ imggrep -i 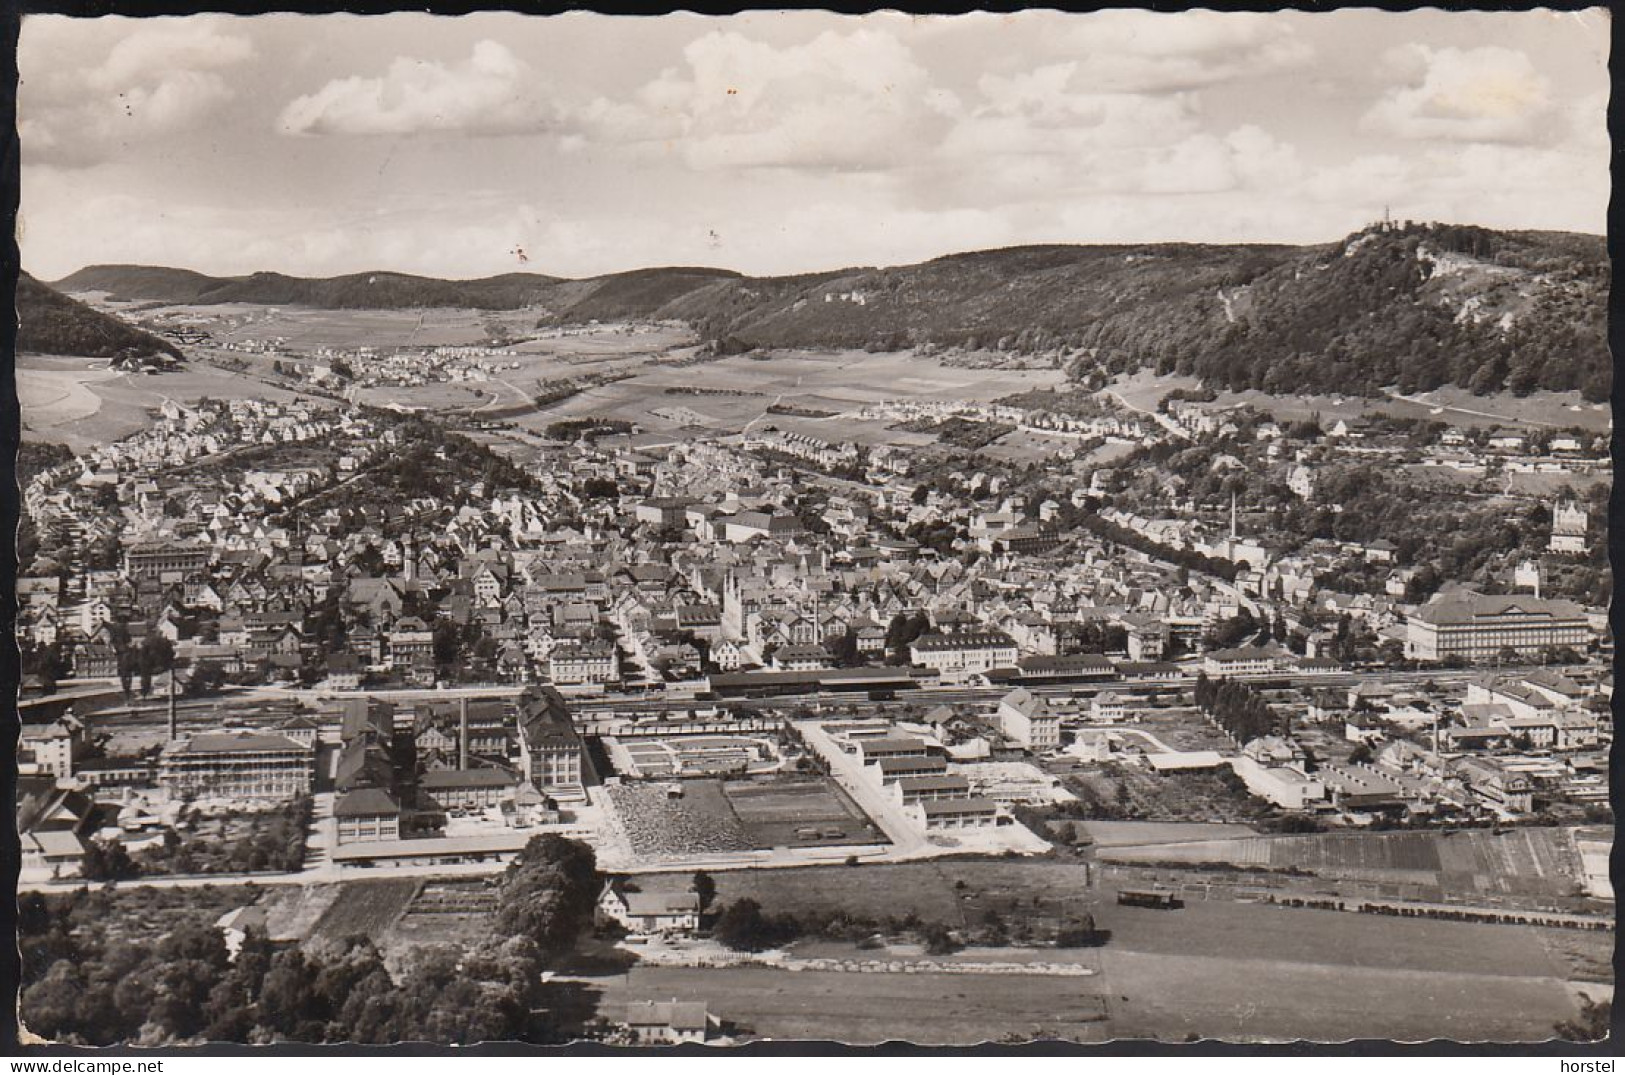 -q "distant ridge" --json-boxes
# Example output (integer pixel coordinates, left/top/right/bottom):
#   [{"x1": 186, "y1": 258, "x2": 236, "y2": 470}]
[
  {"x1": 49, "y1": 223, "x2": 1608, "y2": 400},
  {"x1": 52, "y1": 263, "x2": 742, "y2": 316}
]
